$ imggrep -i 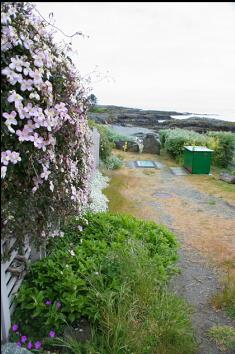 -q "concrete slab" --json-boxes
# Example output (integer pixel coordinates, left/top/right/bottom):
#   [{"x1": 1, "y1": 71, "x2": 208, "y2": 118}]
[
  {"x1": 170, "y1": 167, "x2": 189, "y2": 176},
  {"x1": 135, "y1": 160, "x2": 156, "y2": 168}
]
